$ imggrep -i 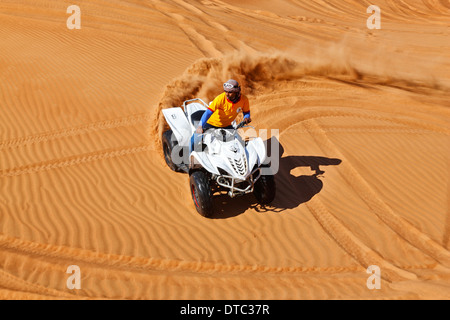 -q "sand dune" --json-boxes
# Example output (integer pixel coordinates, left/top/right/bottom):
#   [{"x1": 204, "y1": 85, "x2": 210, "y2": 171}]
[{"x1": 0, "y1": 0, "x2": 449, "y2": 300}]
